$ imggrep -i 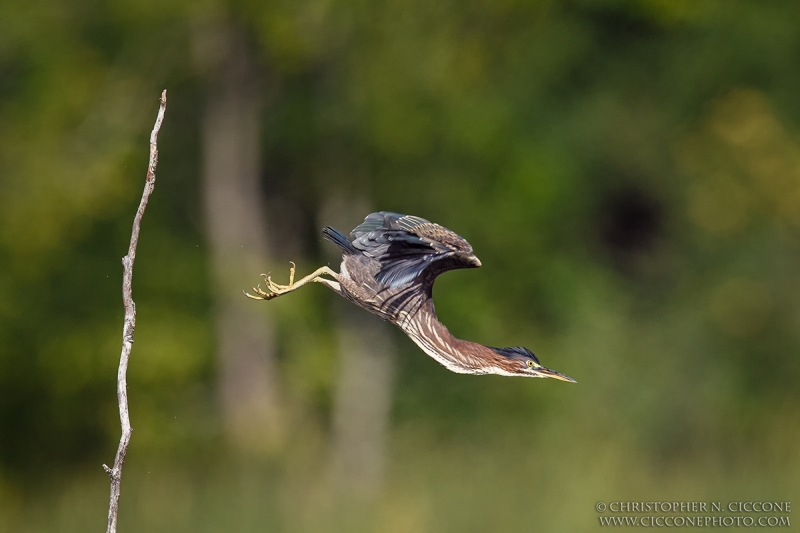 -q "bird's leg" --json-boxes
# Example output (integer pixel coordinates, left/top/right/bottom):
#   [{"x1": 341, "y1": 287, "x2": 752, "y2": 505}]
[{"x1": 245, "y1": 262, "x2": 340, "y2": 300}]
